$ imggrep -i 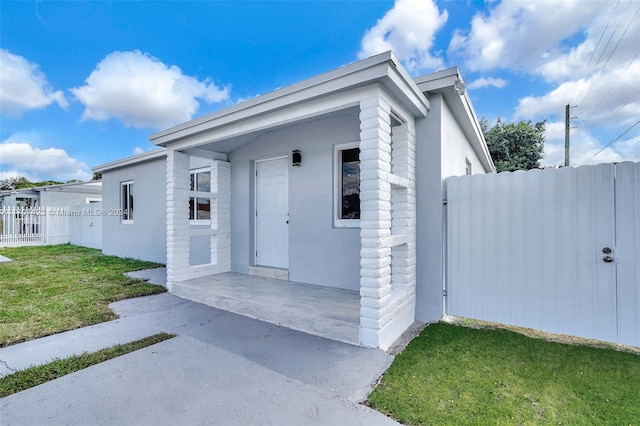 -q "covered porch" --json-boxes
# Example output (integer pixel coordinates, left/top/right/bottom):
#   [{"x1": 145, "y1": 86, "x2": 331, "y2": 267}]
[
  {"x1": 172, "y1": 272, "x2": 360, "y2": 344},
  {"x1": 153, "y1": 52, "x2": 428, "y2": 350}
]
